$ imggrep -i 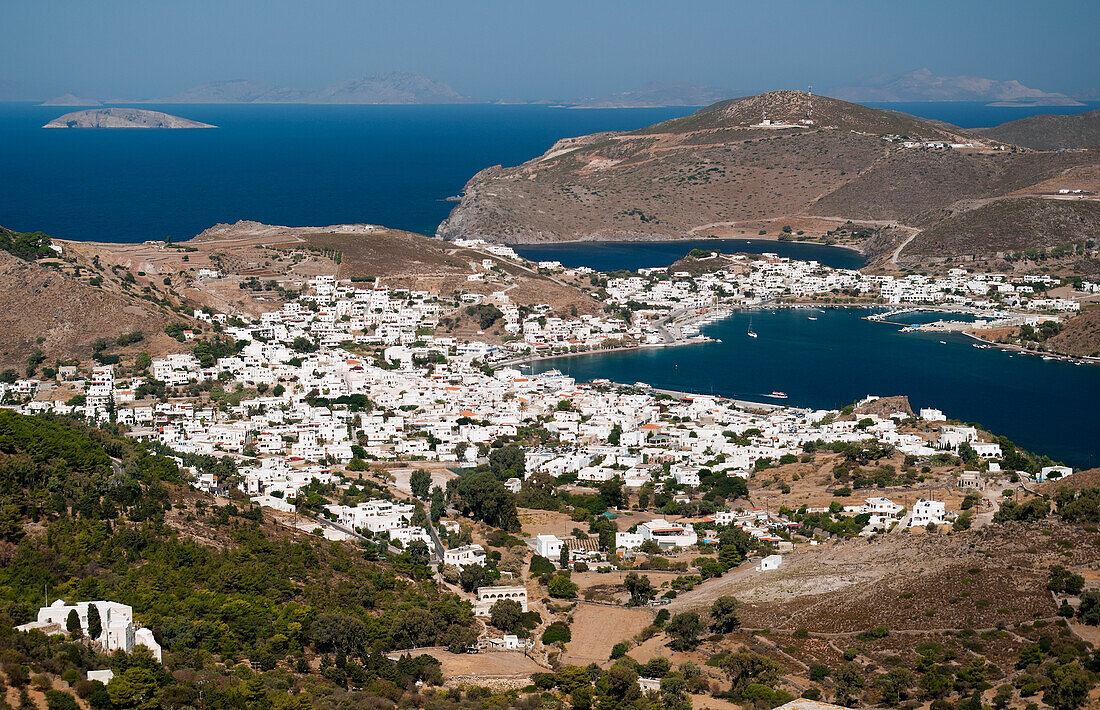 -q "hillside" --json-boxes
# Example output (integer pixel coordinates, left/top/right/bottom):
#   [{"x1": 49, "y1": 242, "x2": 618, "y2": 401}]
[
  {"x1": 42, "y1": 108, "x2": 215, "y2": 129},
  {"x1": 973, "y1": 109, "x2": 1100, "y2": 150},
  {"x1": 900, "y1": 198, "x2": 1100, "y2": 265},
  {"x1": 0, "y1": 411, "x2": 480, "y2": 709},
  {"x1": 1043, "y1": 307, "x2": 1100, "y2": 358},
  {"x1": 438, "y1": 91, "x2": 1099, "y2": 260},
  {"x1": 0, "y1": 236, "x2": 182, "y2": 370},
  {"x1": 0, "y1": 220, "x2": 601, "y2": 368}
]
